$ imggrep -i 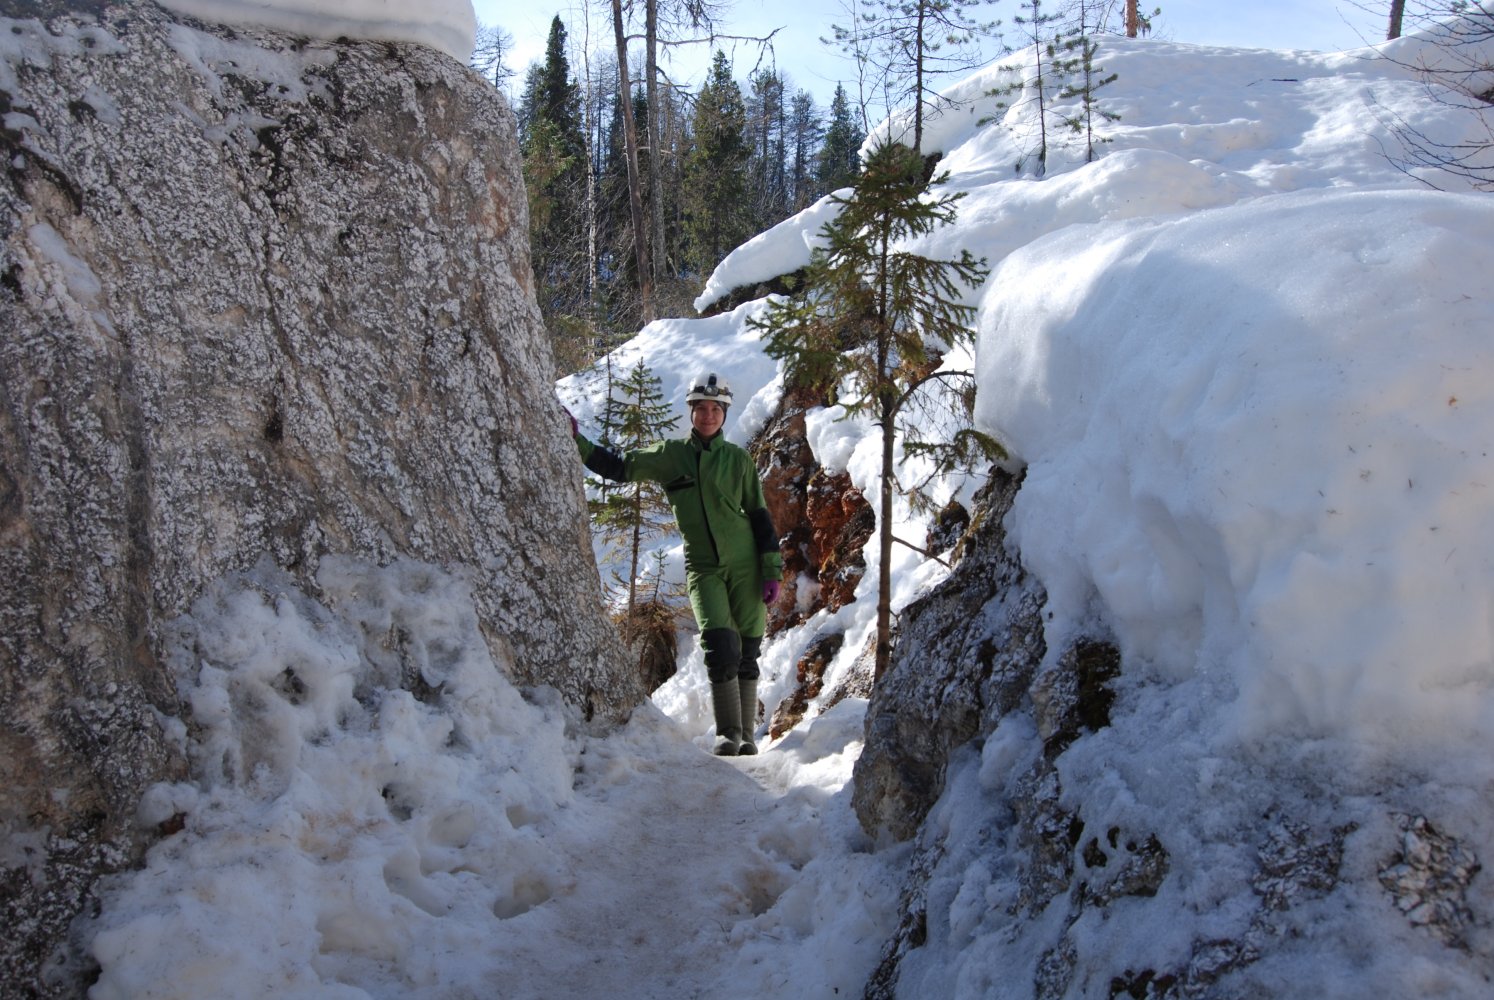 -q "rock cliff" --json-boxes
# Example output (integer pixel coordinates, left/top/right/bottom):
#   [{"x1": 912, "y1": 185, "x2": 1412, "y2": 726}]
[
  {"x1": 854, "y1": 475, "x2": 1489, "y2": 997},
  {"x1": 0, "y1": 2, "x2": 637, "y2": 992},
  {"x1": 750, "y1": 382, "x2": 876, "y2": 738},
  {"x1": 851, "y1": 468, "x2": 1047, "y2": 844}
]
